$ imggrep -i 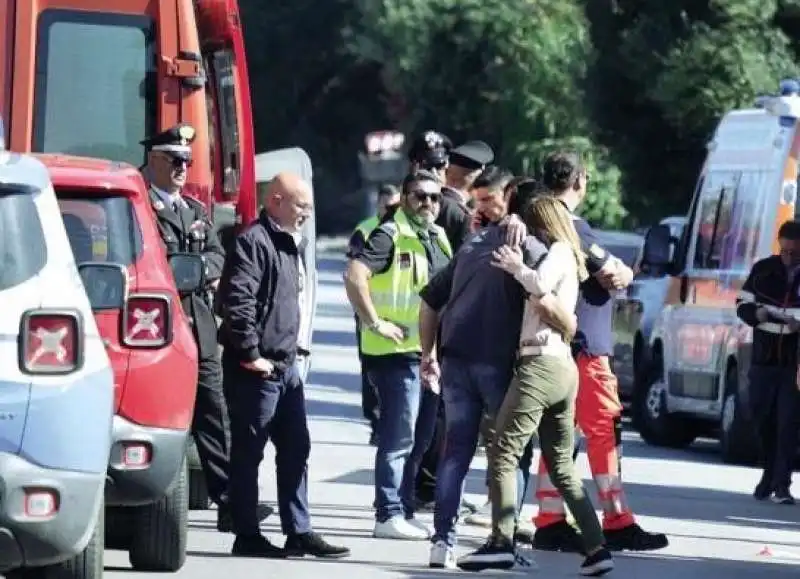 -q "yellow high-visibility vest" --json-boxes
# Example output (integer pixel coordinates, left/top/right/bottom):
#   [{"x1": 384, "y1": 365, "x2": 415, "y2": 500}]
[{"x1": 360, "y1": 208, "x2": 452, "y2": 356}]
